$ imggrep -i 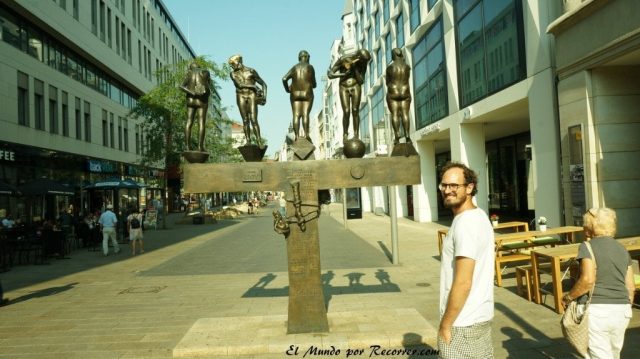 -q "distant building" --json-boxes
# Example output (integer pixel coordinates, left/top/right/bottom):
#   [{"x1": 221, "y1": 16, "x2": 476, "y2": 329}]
[{"x1": 0, "y1": 0, "x2": 211, "y2": 216}]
